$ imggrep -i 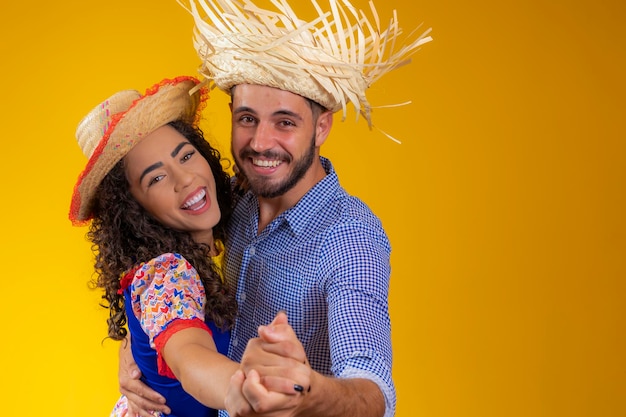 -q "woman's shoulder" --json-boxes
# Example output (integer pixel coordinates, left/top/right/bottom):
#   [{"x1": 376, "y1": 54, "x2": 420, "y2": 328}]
[
  {"x1": 149, "y1": 252, "x2": 188, "y2": 264},
  {"x1": 125, "y1": 253, "x2": 196, "y2": 290},
  {"x1": 139, "y1": 253, "x2": 195, "y2": 276},
  {"x1": 121, "y1": 253, "x2": 187, "y2": 294}
]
